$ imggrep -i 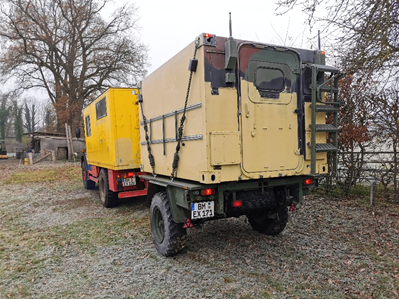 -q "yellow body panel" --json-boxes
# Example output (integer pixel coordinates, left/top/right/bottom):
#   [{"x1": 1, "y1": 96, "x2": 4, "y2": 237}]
[
  {"x1": 83, "y1": 88, "x2": 141, "y2": 170},
  {"x1": 240, "y1": 80, "x2": 300, "y2": 177},
  {"x1": 140, "y1": 41, "x2": 207, "y2": 181},
  {"x1": 139, "y1": 41, "x2": 244, "y2": 184}
]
